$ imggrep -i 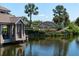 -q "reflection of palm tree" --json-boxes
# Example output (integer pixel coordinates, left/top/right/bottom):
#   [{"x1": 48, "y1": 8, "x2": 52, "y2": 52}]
[
  {"x1": 26, "y1": 41, "x2": 32, "y2": 56},
  {"x1": 63, "y1": 42, "x2": 69, "y2": 56},
  {"x1": 53, "y1": 40, "x2": 69, "y2": 56},
  {"x1": 29, "y1": 41, "x2": 32, "y2": 56},
  {"x1": 59, "y1": 41, "x2": 69, "y2": 56},
  {"x1": 53, "y1": 41, "x2": 62, "y2": 56}
]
